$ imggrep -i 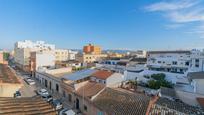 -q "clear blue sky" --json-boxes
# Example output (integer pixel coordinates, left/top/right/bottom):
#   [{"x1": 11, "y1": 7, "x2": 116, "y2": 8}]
[{"x1": 0, "y1": 0, "x2": 204, "y2": 50}]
